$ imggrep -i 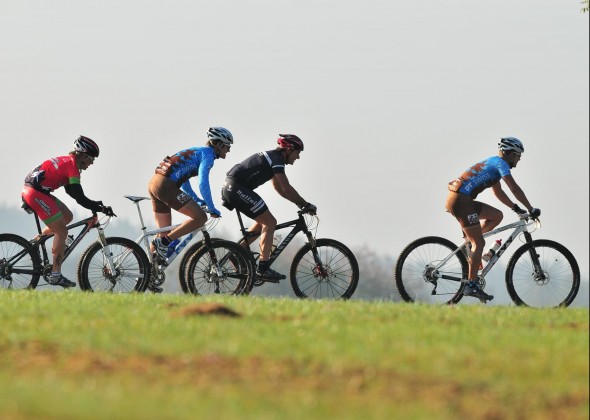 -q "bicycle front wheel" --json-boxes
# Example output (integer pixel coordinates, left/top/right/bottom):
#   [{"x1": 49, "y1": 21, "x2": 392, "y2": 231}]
[
  {"x1": 77, "y1": 237, "x2": 150, "y2": 293},
  {"x1": 185, "y1": 240, "x2": 254, "y2": 296},
  {"x1": 506, "y1": 240, "x2": 580, "y2": 308},
  {"x1": 395, "y1": 236, "x2": 468, "y2": 305},
  {"x1": 0, "y1": 233, "x2": 42, "y2": 290},
  {"x1": 290, "y1": 238, "x2": 359, "y2": 299}
]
